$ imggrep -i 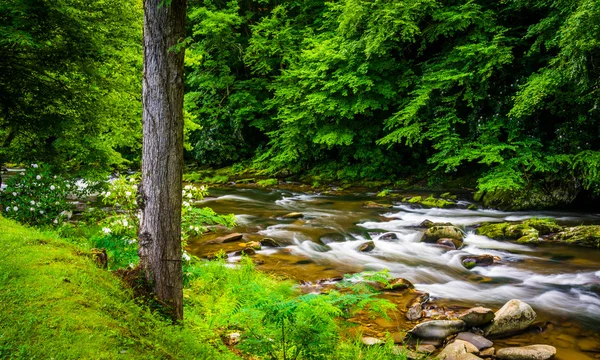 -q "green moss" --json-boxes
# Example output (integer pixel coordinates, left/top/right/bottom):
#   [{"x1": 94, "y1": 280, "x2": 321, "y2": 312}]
[
  {"x1": 467, "y1": 204, "x2": 478, "y2": 210},
  {"x1": 406, "y1": 195, "x2": 454, "y2": 208},
  {"x1": 522, "y1": 218, "x2": 563, "y2": 235},
  {"x1": 463, "y1": 261, "x2": 476, "y2": 270},
  {"x1": 476, "y1": 223, "x2": 508, "y2": 239},
  {"x1": 377, "y1": 189, "x2": 391, "y2": 197},
  {"x1": 256, "y1": 178, "x2": 278, "y2": 187},
  {"x1": 407, "y1": 196, "x2": 422, "y2": 203},
  {"x1": 236, "y1": 178, "x2": 255, "y2": 184},
  {"x1": 554, "y1": 225, "x2": 600, "y2": 247}
]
